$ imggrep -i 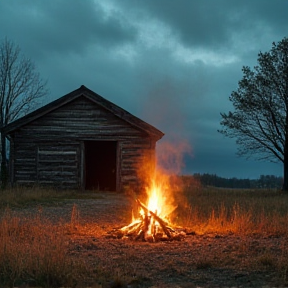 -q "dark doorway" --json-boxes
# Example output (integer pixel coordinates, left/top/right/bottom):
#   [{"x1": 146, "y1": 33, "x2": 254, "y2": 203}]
[{"x1": 84, "y1": 141, "x2": 117, "y2": 191}]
